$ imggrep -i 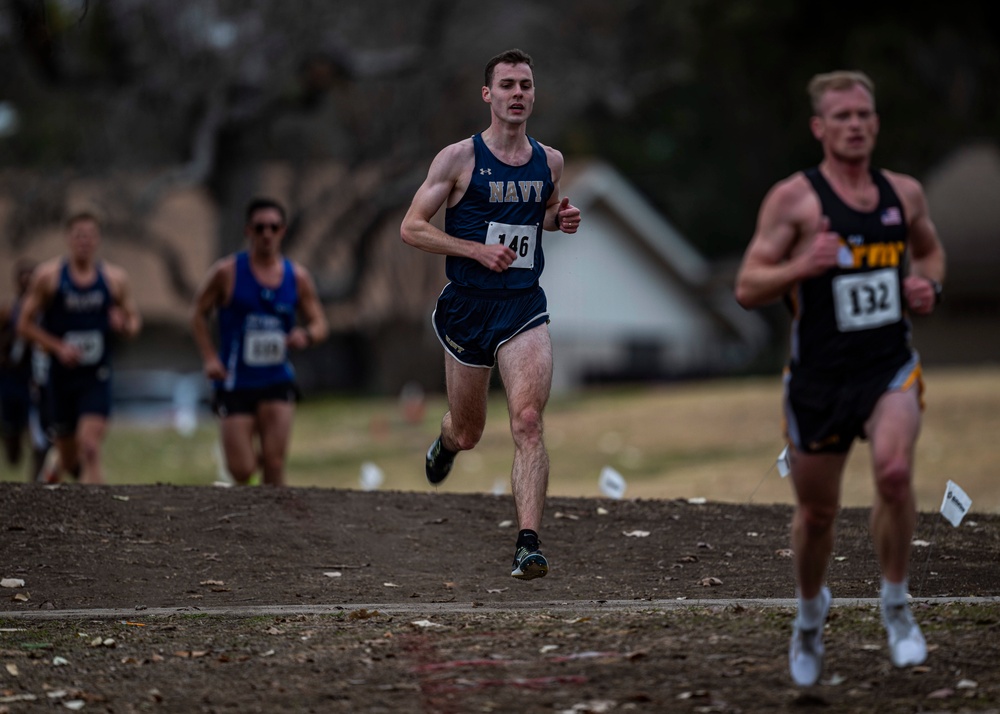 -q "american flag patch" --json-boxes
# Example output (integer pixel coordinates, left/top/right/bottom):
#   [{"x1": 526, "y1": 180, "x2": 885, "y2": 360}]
[{"x1": 881, "y1": 207, "x2": 902, "y2": 225}]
